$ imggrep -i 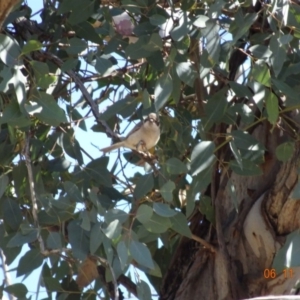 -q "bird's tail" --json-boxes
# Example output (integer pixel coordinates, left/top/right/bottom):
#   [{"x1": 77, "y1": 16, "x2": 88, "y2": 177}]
[{"x1": 100, "y1": 141, "x2": 124, "y2": 153}]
